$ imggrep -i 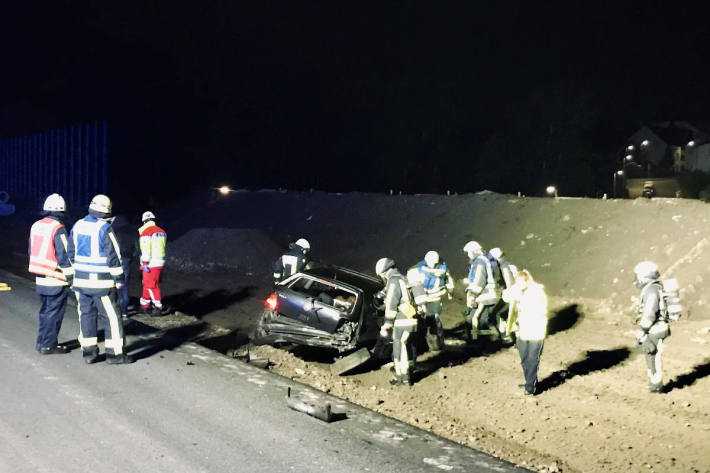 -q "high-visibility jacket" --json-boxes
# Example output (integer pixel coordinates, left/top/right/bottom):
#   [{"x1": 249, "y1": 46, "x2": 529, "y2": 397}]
[
  {"x1": 71, "y1": 215, "x2": 124, "y2": 292},
  {"x1": 28, "y1": 216, "x2": 74, "y2": 289},
  {"x1": 138, "y1": 221, "x2": 167, "y2": 268},
  {"x1": 408, "y1": 260, "x2": 454, "y2": 304},
  {"x1": 466, "y1": 255, "x2": 501, "y2": 306},
  {"x1": 273, "y1": 246, "x2": 308, "y2": 281},
  {"x1": 503, "y1": 281, "x2": 548, "y2": 340},
  {"x1": 383, "y1": 269, "x2": 416, "y2": 324}
]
